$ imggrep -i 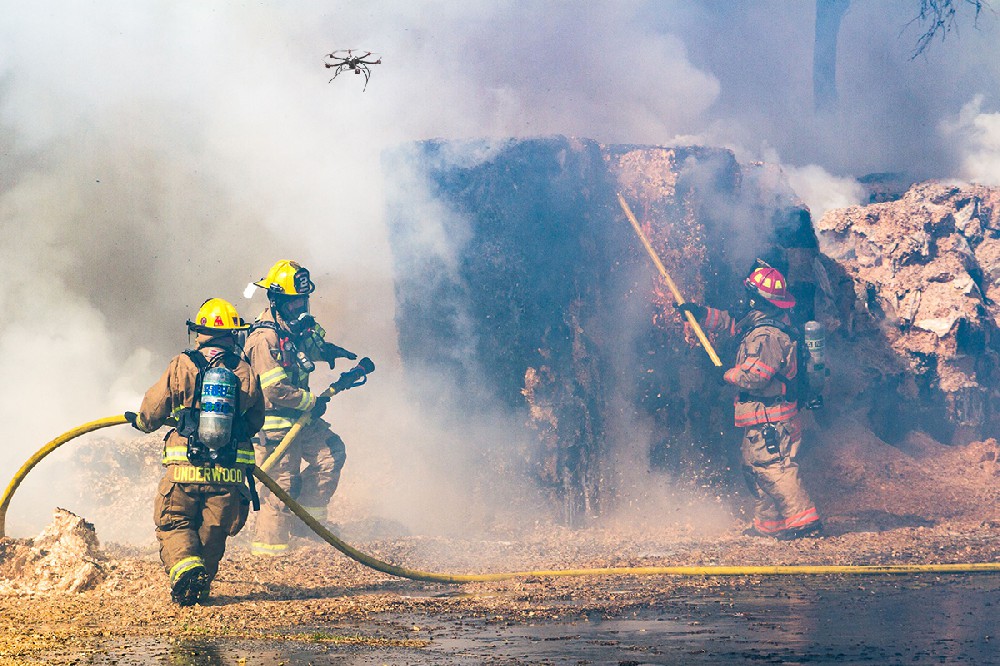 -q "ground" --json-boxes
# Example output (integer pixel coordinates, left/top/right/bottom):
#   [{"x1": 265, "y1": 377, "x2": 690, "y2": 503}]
[{"x1": 1, "y1": 414, "x2": 998, "y2": 664}]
